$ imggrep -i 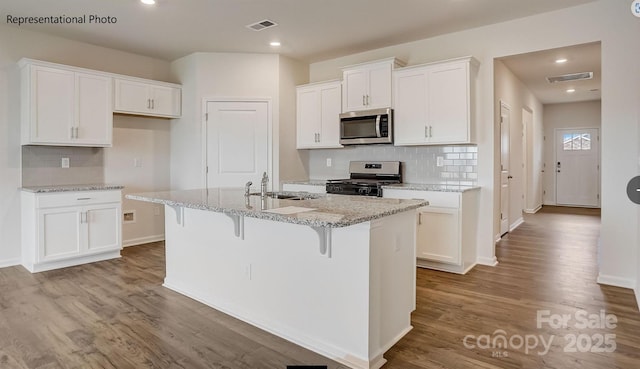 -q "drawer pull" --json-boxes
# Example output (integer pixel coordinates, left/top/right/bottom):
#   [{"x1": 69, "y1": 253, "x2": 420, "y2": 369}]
[{"x1": 77, "y1": 197, "x2": 92, "y2": 200}]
